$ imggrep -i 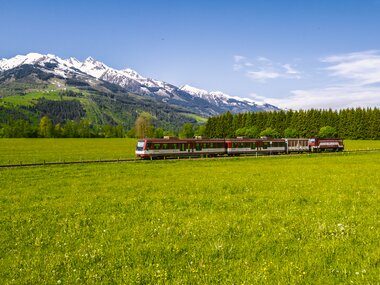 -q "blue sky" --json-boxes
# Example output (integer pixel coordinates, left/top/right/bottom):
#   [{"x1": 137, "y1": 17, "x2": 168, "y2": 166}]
[{"x1": 1, "y1": 0, "x2": 380, "y2": 109}]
